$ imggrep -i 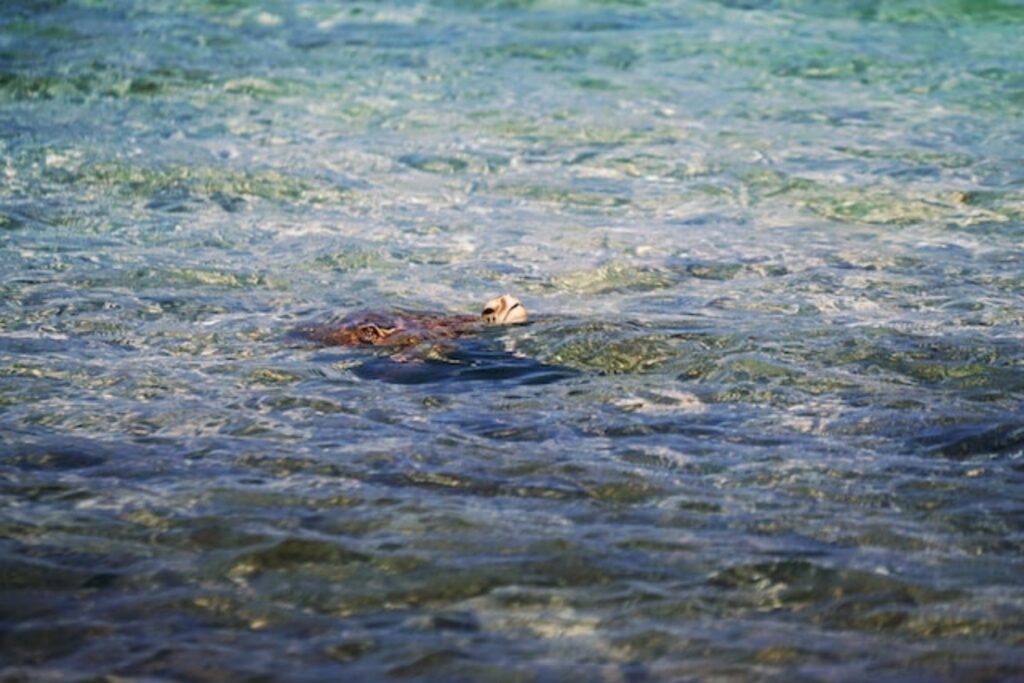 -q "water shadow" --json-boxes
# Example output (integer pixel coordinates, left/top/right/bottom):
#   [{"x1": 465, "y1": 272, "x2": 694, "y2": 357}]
[{"x1": 350, "y1": 341, "x2": 579, "y2": 386}]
